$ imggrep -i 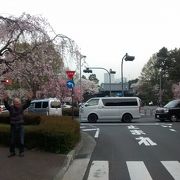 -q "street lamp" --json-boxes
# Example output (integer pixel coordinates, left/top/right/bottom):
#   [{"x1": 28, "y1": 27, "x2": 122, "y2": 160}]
[
  {"x1": 83, "y1": 67, "x2": 116, "y2": 96},
  {"x1": 121, "y1": 53, "x2": 135, "y2": 97},
  {"x1": 79, "y1": 54, "x2": 86, "y2": 104}
]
